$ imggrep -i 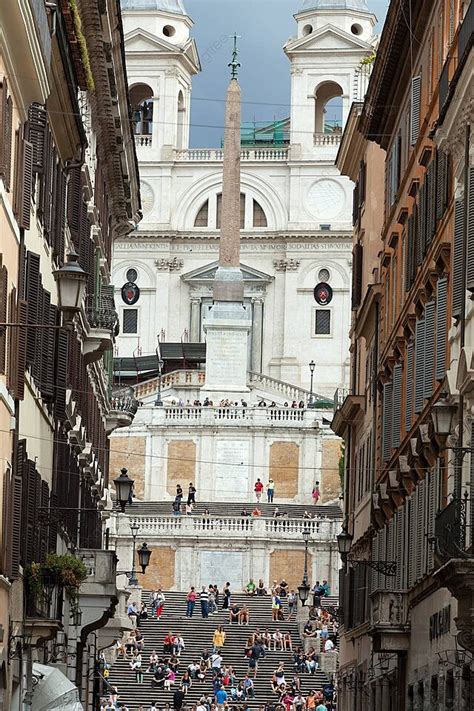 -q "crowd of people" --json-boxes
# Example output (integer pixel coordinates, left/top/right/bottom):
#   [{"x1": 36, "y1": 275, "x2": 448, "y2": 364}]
[{"x1": 166, "y1": 399, "x2": 309, "y2": 410}]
